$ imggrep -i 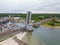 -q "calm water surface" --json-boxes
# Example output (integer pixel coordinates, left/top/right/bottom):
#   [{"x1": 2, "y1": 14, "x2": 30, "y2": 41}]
[{"x1": 23, "y1": 26, "x2": 60, "y2": 45}]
